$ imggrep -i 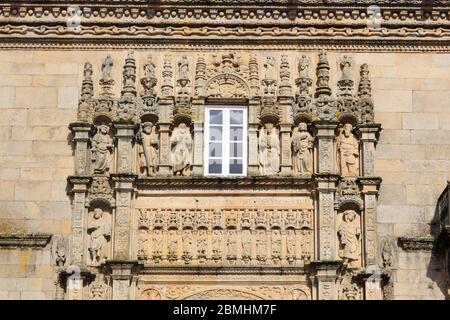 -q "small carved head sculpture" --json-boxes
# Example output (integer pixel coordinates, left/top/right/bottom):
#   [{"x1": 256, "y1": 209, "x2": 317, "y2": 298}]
[
  {"x1": 142, "y1": 122, "x2": 154, "y2": 134},
  {"x1": 343, "y1": 123, "x2": 353, "y2": 137},
  {"x1": 93, "y1": 207, "x2": 103, "y2": 219},
  {"x1": 98, "y1": 124, "x2": 109, "y2": 134},
  {"x1": 298, "y1": 122, "x2": 308, "y2": 132},
  {"x1": 343, "y1": 209, "x2": 356, "y2": 222},
  {"x1": 264, "y1": 122, "x2": 274, "y2": 133}
]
